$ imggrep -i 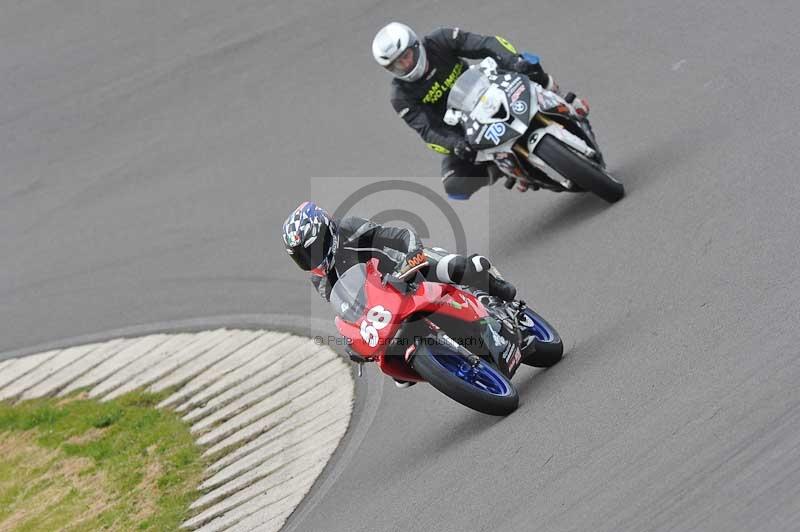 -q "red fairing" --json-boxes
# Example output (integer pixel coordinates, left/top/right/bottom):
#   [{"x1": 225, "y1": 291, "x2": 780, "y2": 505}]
[{"x1": 334, "y1": 259, "x2": 489, "y2": 383}]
